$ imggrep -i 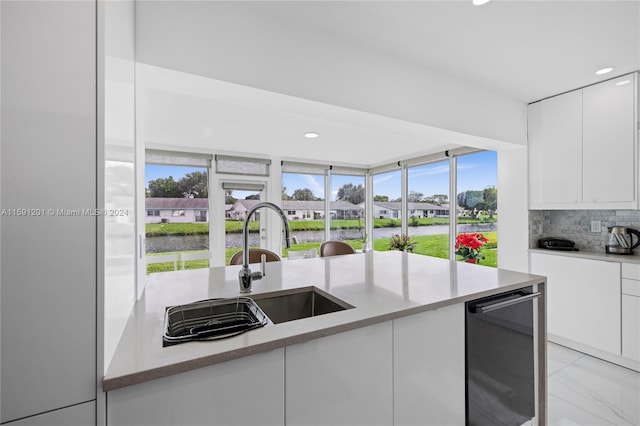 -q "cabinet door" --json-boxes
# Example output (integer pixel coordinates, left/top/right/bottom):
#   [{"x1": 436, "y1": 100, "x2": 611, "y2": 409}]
[
  {"x1": 528, "y1": 90, "x2": 583, "y2": 208},
  {"x1": 1, "y1": 1, "x2": 97, "y2": 422},
  {"x1": 583, "y1": 74, "x2": 637, "y2": 205},
  {"x1": 285, "y1": 322, "x2": 392, "y2": 426},
  {"x1": 622, "y1": 295, "x2": 640, "y2": 361},
  {"x1": 394, "y1": 304, "x2": 465, "y2": 426},
  {"x1": 107, "y1": 349, "x2": 285, "y2": 426},
  {"x1": 8, "y1": 401, "x2": 94, "y2": 426},
  {"x1": 530, "y1": 253, "x2": 621, "y2": 354}
]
